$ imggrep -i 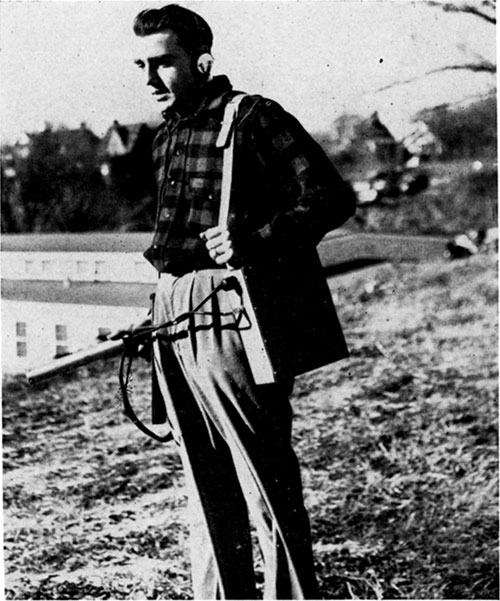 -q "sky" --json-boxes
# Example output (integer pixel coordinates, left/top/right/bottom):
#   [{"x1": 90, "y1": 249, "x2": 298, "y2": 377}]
[{"x1": 0, "y1": 0, "x2": 496, "y2": 143}]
